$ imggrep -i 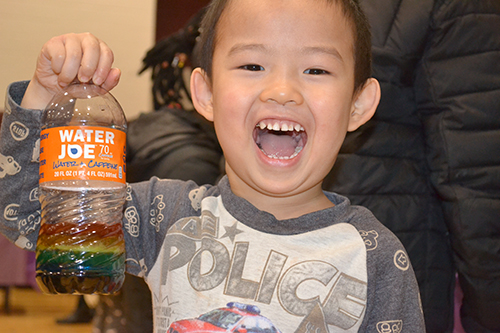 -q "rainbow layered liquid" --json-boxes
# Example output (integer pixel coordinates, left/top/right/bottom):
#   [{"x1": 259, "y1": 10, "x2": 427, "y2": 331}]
[
  {"x1": 36, "y1": 221, "x2": 125, "y2": 294},
  {"x1": 36, "y1": 187, "x2": 126, "y2": 295}
]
